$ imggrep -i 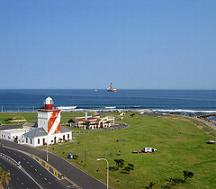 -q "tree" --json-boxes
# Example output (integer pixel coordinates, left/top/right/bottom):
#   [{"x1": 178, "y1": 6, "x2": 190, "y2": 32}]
[
  {"x1": 130, "y1": 113, "x2": 135, "y2": 117},
  {"x1": 183, "y1": 171, "x2": 194, "y2": 181},
  {"x1": 0, "y1": 170, "x2": 11, "y2": 189},
  {"x1": 68, "y1": 119, "x2": 75, "y2": 127},
  {"x1": 121, "y1": 166, "x2": 131, "y2": 174},
  {"x1": 83, "y1": 121, "x2": 90, "y2": 129},
  {"x1": 114, "y1": 159, "x2": 125, "y2": 169},
  {"x1": 128, "y1": 163, "x2": 134, "y2": 170}
]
